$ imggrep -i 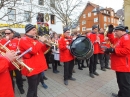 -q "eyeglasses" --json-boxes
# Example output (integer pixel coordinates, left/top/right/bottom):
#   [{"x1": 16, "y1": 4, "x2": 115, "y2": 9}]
[{"x1": 5, "y1": 33, "x2": 11, "y2": 35}]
